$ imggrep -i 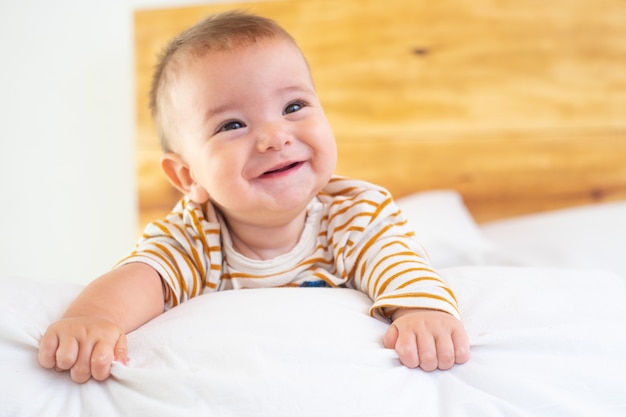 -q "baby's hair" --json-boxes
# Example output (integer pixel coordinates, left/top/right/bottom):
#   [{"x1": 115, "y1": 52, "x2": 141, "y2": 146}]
[{"x1": 150, "y1": 10, "x2": 297, "y2": 152}]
